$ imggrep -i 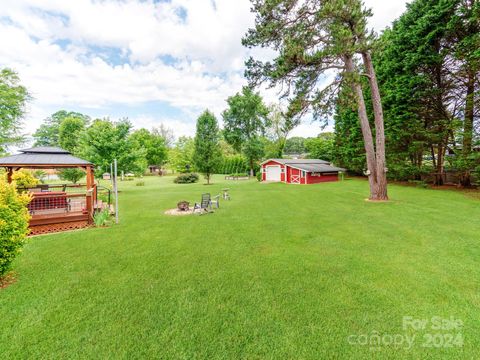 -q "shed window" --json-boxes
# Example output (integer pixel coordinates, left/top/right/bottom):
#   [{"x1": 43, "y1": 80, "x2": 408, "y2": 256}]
[{"x1": 301, "y1": 171, "x2": 306, "y2": 177}]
